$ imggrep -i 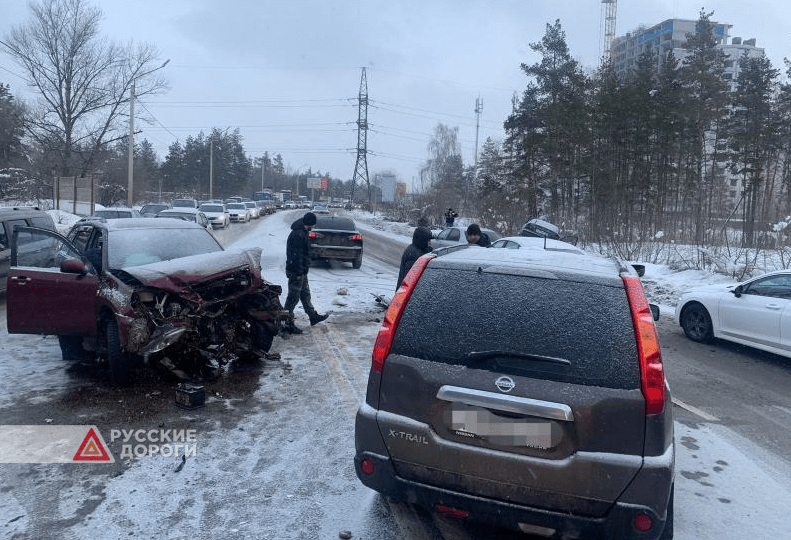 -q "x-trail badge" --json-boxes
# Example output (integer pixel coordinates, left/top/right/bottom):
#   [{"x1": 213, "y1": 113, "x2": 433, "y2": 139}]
[{"x1": 495, "y1": 376, "x2": 515, "y2": 393}]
